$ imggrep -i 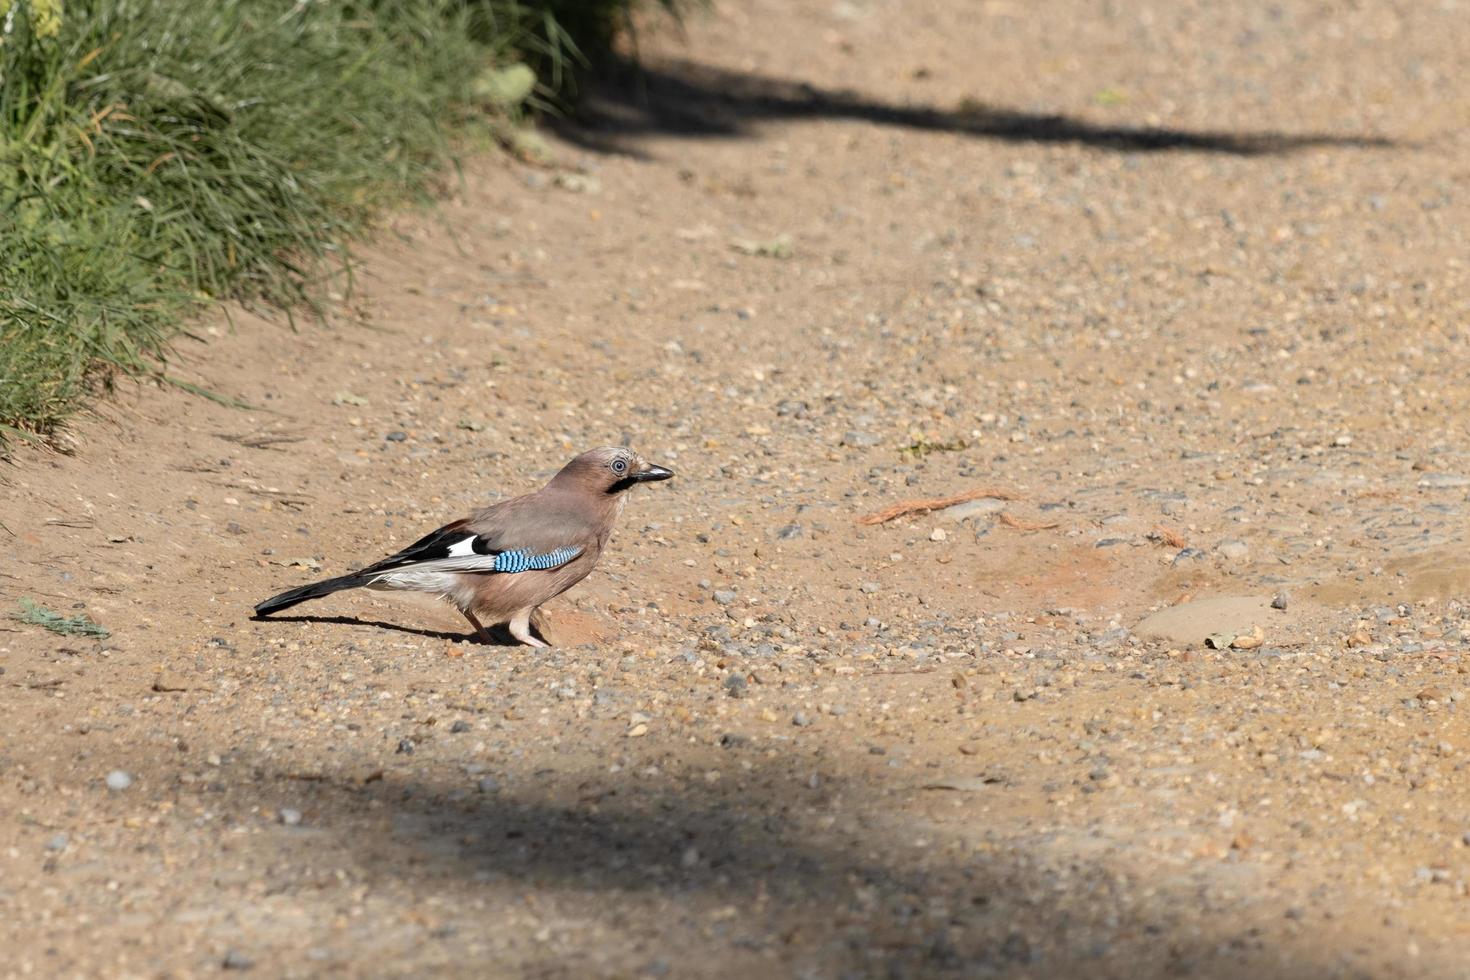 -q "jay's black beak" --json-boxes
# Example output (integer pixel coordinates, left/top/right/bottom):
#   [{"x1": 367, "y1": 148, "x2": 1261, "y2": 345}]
[{"x1": 633, "y1": 462, "x2": 675, "y2": 483}]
